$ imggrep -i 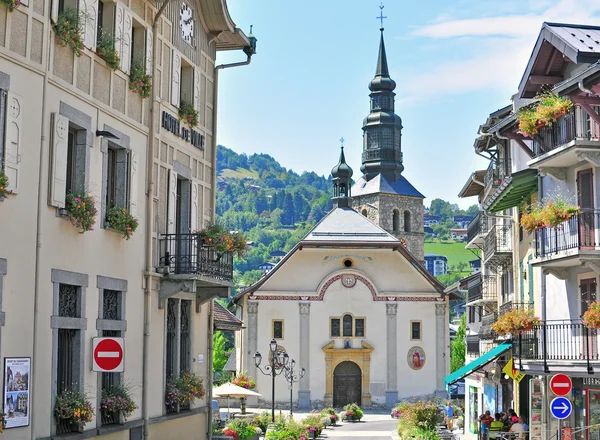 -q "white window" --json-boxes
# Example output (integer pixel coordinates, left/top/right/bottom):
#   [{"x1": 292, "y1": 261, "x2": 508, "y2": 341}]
[{"x1": 180, "y1": 59, "x2": 194, "y2": 107}]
